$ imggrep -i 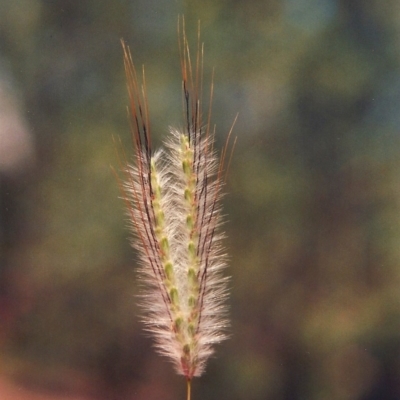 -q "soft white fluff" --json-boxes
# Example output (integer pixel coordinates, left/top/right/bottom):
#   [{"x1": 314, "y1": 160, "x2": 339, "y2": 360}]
[
  {"x1": 124, "y1": 128, "x2": 229, "y2": 378},
  {"x1": 120, "y1": 24, "x2": 232, "y2": 381}
]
